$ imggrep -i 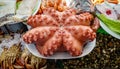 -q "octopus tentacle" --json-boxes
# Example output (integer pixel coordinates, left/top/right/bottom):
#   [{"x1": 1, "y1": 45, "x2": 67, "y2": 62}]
[
  {"x1": 64, "y1": 15, "x2": 80, "y2": 26},
  {"x1": 64, "y1": 26, "x2": 96, "y2": 41},
  {"x1": 36, "y1": 30, "x2": 62, "y2": 56},
  {"x1": 27, "y1": 14, "x2": 59, "y2": 28},
  {"x1": 42, "y1": 7, "x2": 57, "y2": 15},
  {"x1": 61, "y1": 9, "x2": 76, "y2": 23},
  {"x1": 91, "y1": 17, "x2": 100, "y2": 32},
  {"x1": 63, "y1": 30, "x2": 83, "y2": 56},
  {"x1": 64, "y1": 12, "x2": 94, "y2": 26},
  {"x1": 23, "y1": 27, "x2": 58, "y2": 44},
  {"x1": 77, "y1": 12, "x2": 94, "y2": 25}
]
